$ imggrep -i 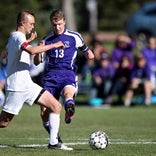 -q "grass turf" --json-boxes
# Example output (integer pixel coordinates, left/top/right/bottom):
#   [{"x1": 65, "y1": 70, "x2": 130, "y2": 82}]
[{"x1": 0, "y1": 104, "x2": 156, "y2": 156}]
